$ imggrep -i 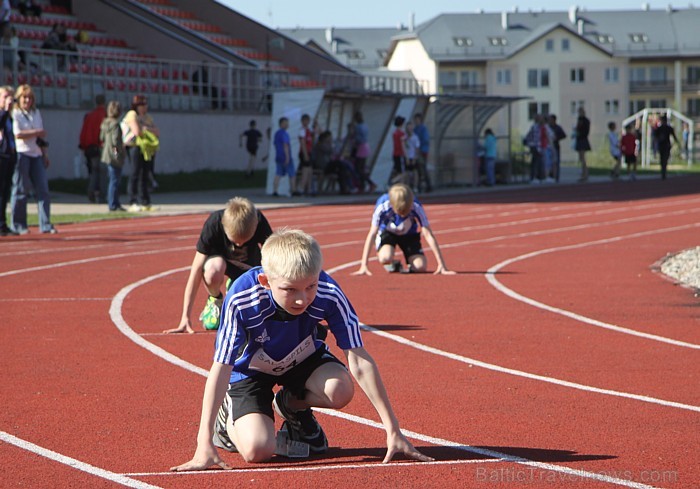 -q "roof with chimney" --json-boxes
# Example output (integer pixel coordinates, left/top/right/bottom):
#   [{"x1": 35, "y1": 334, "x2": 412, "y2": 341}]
[{"x1": 394, "y1": 6, "x2": 700, "y2": 63}]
